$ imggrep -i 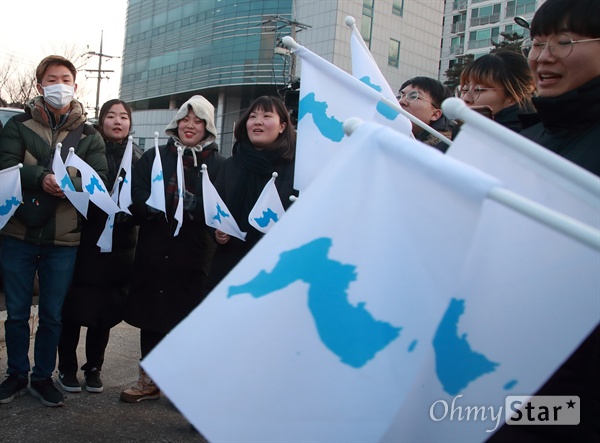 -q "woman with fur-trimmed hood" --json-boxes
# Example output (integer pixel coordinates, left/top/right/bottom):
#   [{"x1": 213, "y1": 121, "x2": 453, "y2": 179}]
[{"x1": 121, "y1": 95, "x2": 225, "y2": 403}]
